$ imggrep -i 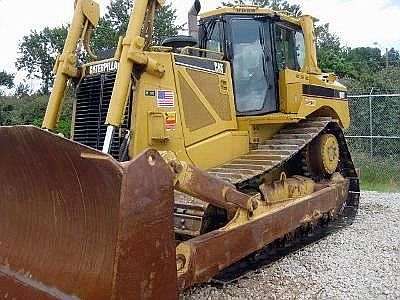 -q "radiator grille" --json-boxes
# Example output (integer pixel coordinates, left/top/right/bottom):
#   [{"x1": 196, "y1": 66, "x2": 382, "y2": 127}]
[{"x1": 73, "y1": 71, "x2": 132, "y2": 160}]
